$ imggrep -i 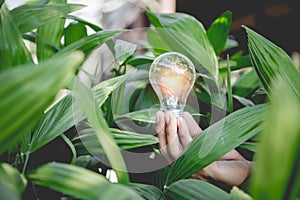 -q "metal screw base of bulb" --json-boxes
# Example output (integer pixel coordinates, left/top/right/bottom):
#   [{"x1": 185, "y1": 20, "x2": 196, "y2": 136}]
[{"x1": 164, "y1": 109, "x2": 183, "y2": 118}]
